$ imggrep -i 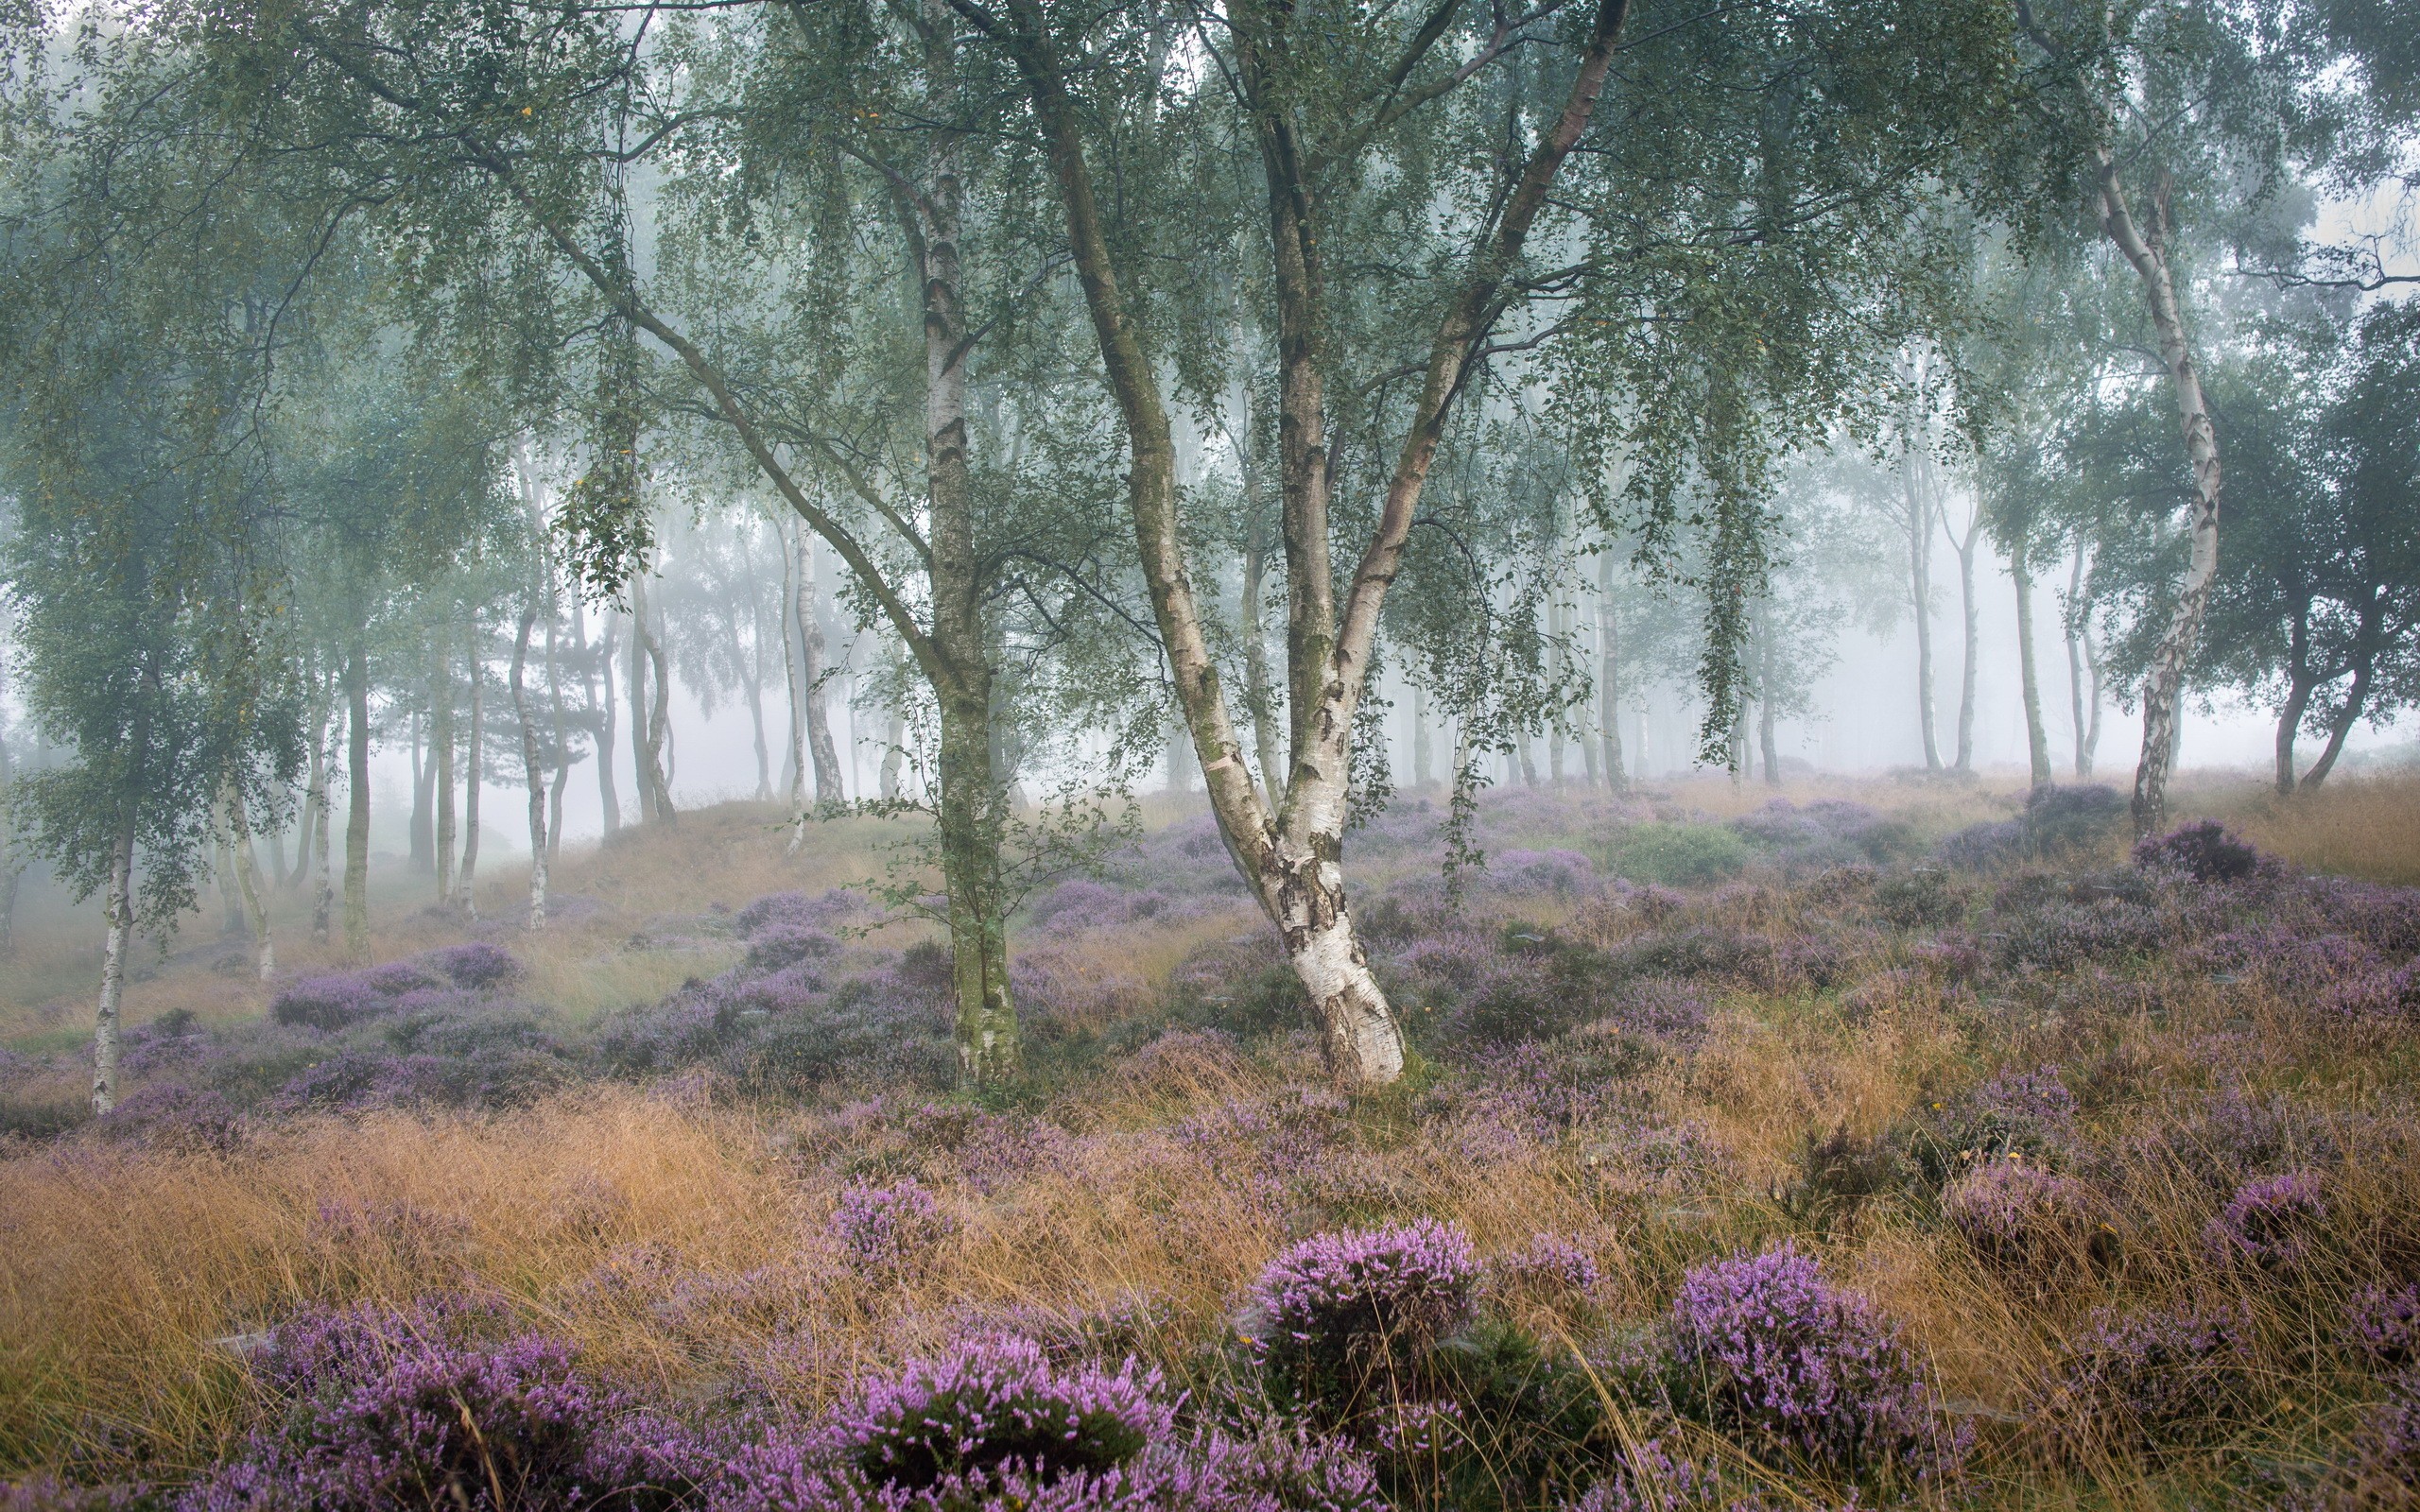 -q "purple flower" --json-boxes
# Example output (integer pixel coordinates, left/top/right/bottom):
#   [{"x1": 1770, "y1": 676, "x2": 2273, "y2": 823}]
[
  {"x1": 424, "y1": 942, "x2": 520, "y2": 989},
  {"x1": 840, "y1": 1334, "x2": 1167, "y2": 1491},
  {"x1": 1663, "y1": 1243, "x2": 1955, "y2": 1475},
  {"x1": 179, "y1": 1299, "x2": 700, "y2": 1510},
  {"x1": 2339, "y1": 1371, "x2": 2420, "y2": 1504},
  {"x1": 1491, "y1": 1233, "x2": 1602, "y2": 1299},
  {"x1": 746, "y1": 925, "x2": 839, "y2": 972},
  {"x1": 2204, "y1": 1170, "x2": 2328, "y2": 1271},
  {"x1": 1245, "y1": 1219, "x2": 1479, "y2": 1394},
  {"x1": 1942, "y1": 1160, "x2": 2105, "y2": 1281},
  {"x1": 2348, "y1": 1283, "x2": 2420, "y2": 1373},
  {"x1": 2050, "y1": 1302, "x2": 2249, "y2": 1449},
  {"x1": 828, "y1": 1178, "x2": 954, "y2": 1277},
  {"x1": 2133, "y1": 820, "x2": 2273, "y2": 884}
]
